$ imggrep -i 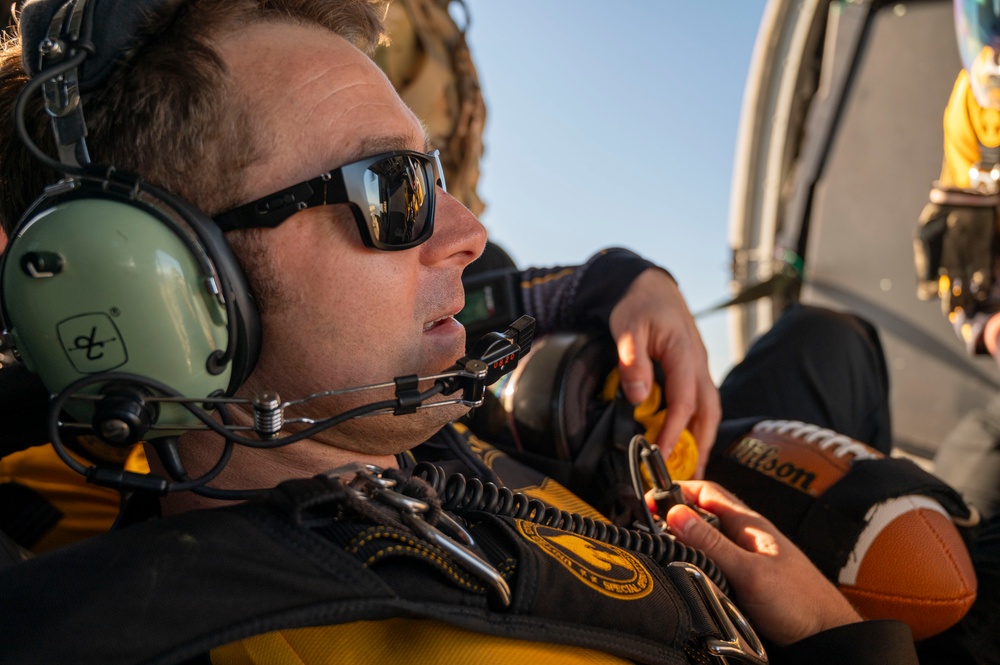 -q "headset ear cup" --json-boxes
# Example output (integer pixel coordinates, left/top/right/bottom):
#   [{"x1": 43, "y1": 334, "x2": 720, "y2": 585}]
[
  {"x1": 553, "y1": 334, "x2": 620, "y2": 458},
  {"x1": 0, "y1": 175, "x2": 261, "y2": 437},
  {"x1": 143, "y1": 183, "x2": 261, "y2": 392},
  {"x1": 500, "y1": 332, "x2": 667, "y2": 526},
  {"x1": 503, "y1": 332, "x2": 618, "y2": 460}
]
